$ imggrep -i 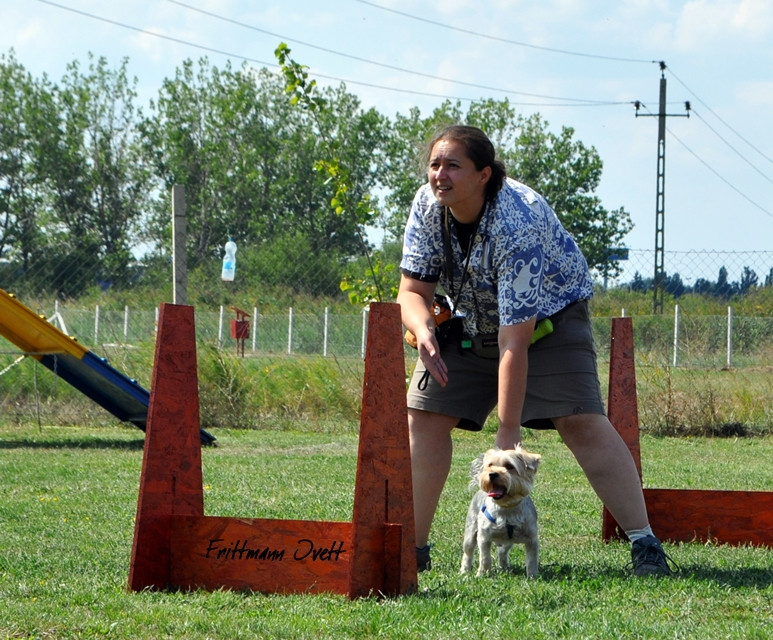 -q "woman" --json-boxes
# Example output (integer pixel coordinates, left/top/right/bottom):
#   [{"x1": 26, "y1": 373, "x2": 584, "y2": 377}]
[{"x1": 397, "y1": 125, "x2": 675, "y2": 577}]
